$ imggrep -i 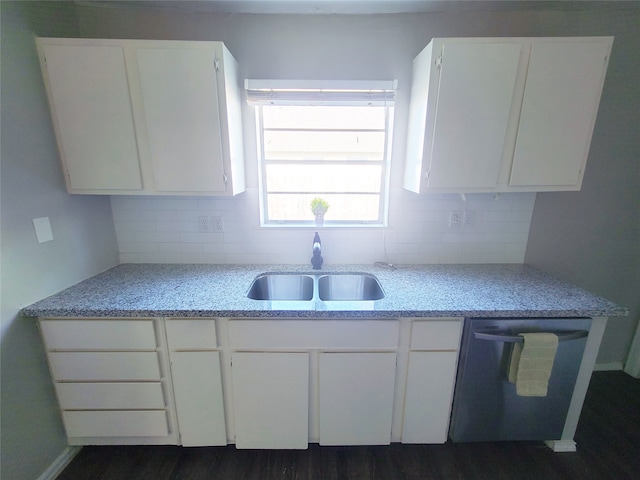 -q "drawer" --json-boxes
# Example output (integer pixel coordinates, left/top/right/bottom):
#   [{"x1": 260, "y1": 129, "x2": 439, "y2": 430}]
[
  {"x1": 40, "y1": 319, "x2": 157, "y2": 350},
  {"x1": 229, "y1": 320, "x2": 399, "y2": 349},
  {"x1": 165, "y1": 319, "x2": 217, "y2": 350},
  {"x1": 56, "y1": 382, "x2": 165, "y2": 410},
  {"x1": 63, "y1": 410, "x2": 169, "y2": 438},
  {"x1": 411, "y1": 320, "x2": 462, "y2": 350},
  {"x1": 49, "y1": 352, "x2": 161, "y2": 381}
]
